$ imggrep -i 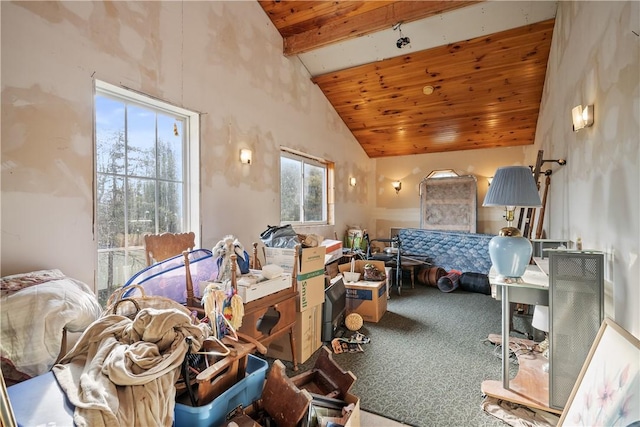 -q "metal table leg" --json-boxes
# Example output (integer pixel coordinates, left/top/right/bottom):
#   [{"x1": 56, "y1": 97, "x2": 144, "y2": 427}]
[{"x1": 502, "y1": 284, "x2": 510, "y2": 389}]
